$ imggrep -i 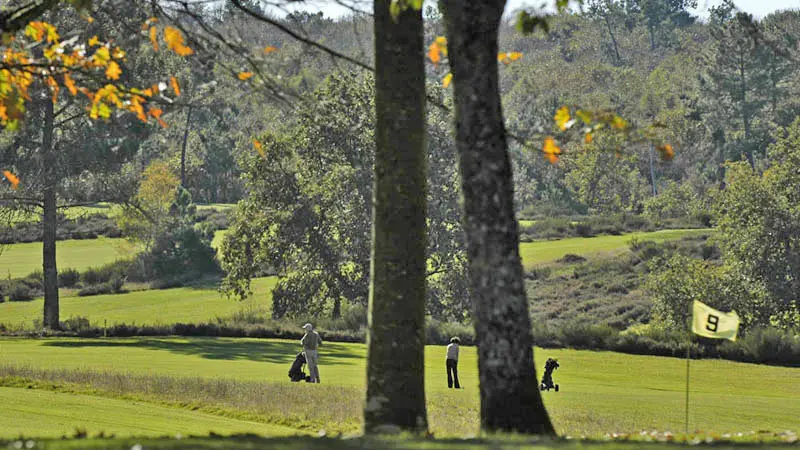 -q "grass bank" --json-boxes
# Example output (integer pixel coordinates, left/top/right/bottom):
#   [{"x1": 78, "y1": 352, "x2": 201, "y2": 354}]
[
  {"x1": 0, "y1": 277, "x2": 277, "y2": 329},
  {"x1": 0, "y1": 337, "x2": 796, "y2": 438}
]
